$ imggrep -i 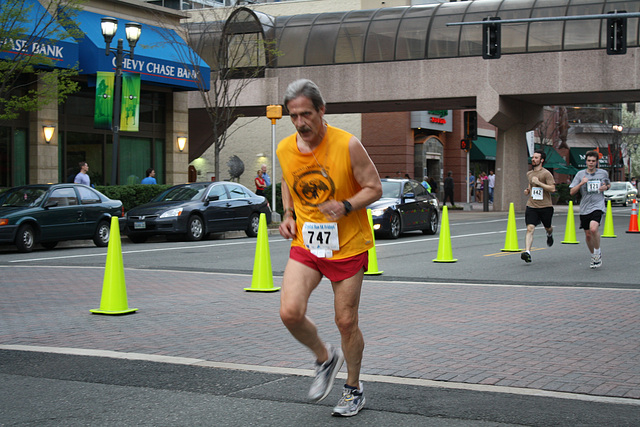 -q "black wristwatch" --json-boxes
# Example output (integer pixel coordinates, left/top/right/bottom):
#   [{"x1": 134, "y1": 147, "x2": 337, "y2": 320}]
[{"x1": 342, "y1": 200, "x2": 353, "y2": 216}]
